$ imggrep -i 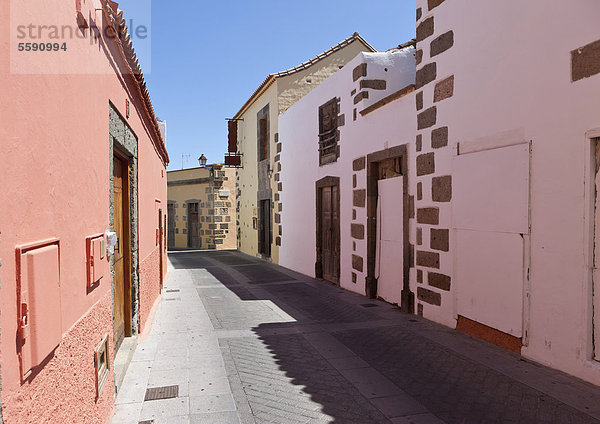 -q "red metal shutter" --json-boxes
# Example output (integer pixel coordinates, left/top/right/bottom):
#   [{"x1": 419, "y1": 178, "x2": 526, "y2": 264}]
[{"x1": 228, "y1": 120, "x2": 238, "y2": 153}]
